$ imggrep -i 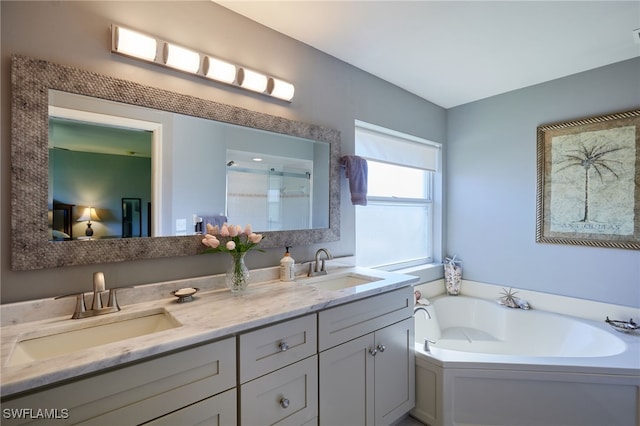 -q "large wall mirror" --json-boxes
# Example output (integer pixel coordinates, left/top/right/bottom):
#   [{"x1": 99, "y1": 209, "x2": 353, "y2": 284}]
[{"x1": 11, "y1": 55, "x2": 340, "y2": 271}]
